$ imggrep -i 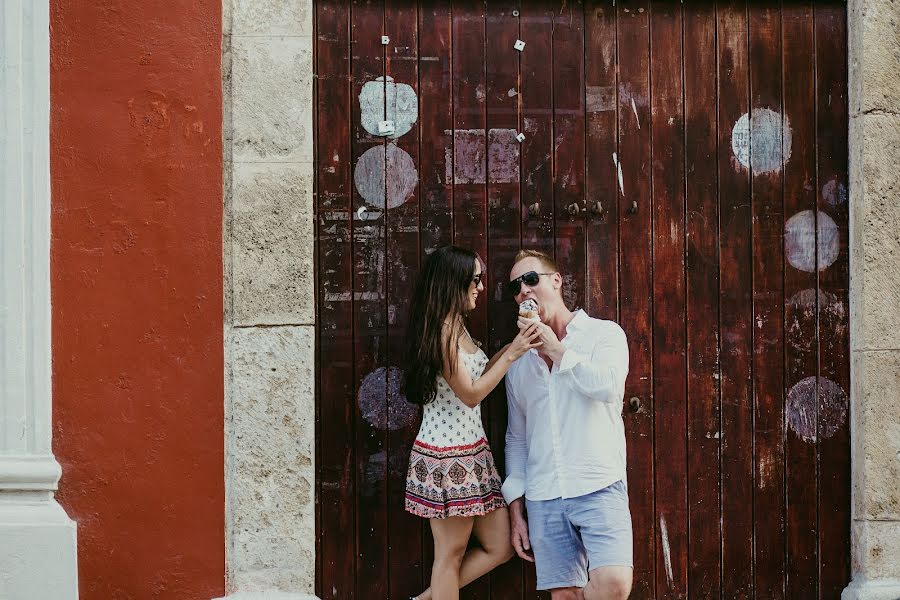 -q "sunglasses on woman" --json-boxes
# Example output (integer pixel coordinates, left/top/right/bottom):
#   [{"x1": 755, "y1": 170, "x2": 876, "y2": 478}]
[
  {"x1": 472, "y1": 272, "x2": 484, "y2": 286},
  {"x1": 507, "y1": 271, "x2": 555, "y2": 296}
]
